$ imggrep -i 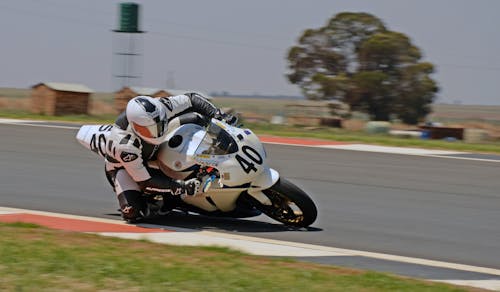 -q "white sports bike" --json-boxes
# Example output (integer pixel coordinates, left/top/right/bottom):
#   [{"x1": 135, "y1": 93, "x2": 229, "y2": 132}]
[{"x1": 76, "y1": 118, "x2": 317, "y2": 227}]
